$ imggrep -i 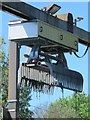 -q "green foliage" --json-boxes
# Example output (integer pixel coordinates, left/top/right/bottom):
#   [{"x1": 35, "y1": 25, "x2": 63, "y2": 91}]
[
  {"x1": 44, "y1": 98, "x2": 79, "y2": 118},
  {"x1": 0, "y1": 38, "x2": 33, "y2": 118},
  {"x1": 0, "y1": 38, "x2": 8, "y2": 107},
  {"x1": 18, "y1": 86, "x2": 33, "y2": 119},
  {"x1": 0, "y1": 38, "x2": 8, "y2": 119},
  {"x1": 44, "y1": 93, "x2": 90, "y2": 119},
  {"x1": 70, "y1": 93, "x2": 90, "y2": 119}
]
